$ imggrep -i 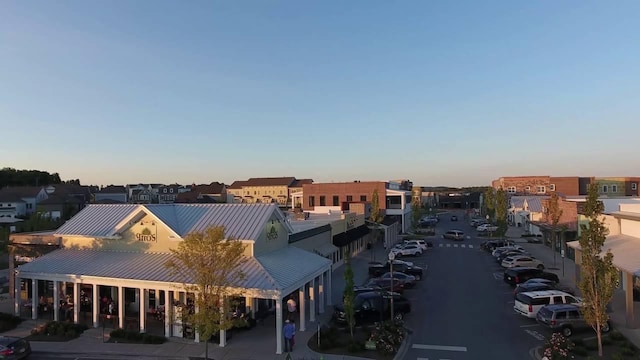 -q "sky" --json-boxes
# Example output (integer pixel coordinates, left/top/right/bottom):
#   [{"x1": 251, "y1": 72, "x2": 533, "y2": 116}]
[{"x1": 2, "y1": 1, "x2": 640, "y2": 187}]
